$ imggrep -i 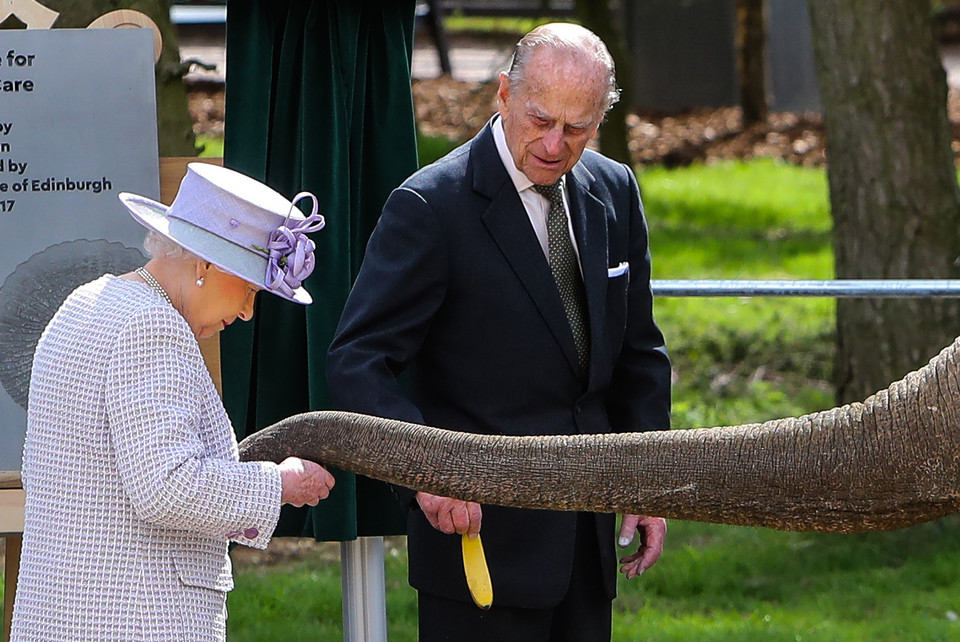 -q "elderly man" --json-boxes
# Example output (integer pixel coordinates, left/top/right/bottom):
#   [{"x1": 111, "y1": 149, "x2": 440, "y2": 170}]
[{"x1": 328, "y1": 23, "x2": 672, "y2": 641}]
